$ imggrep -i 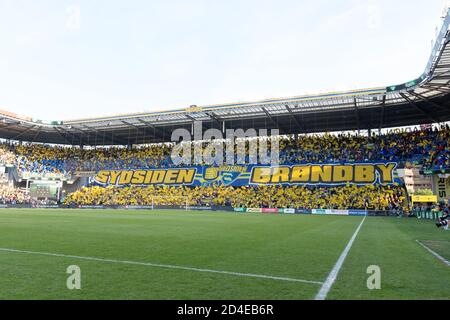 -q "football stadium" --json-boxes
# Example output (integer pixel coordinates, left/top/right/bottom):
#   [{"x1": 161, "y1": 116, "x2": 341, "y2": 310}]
[{"x1": 0, "y1": 4, "x2": 449, "y2": 304}]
